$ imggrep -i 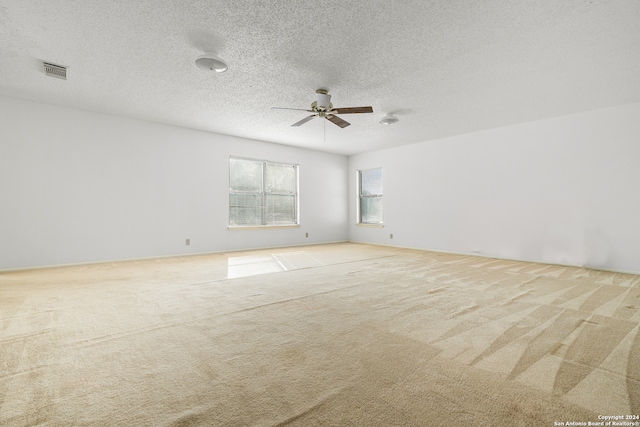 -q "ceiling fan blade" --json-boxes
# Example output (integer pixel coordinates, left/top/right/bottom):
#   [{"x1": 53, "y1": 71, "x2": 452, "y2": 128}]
[
  {"x1": 272, "y1": 107, "x2": 314, "y2": 112},
  {"x1": 330, "y1": 106, "x2": 373, "y2": 114},
  {"x1": 326, "y1": 114, "x2": 350, "y2": 128},
  {"x1": 291, "y1": 115, "x2": 317, "y2": 127}
]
